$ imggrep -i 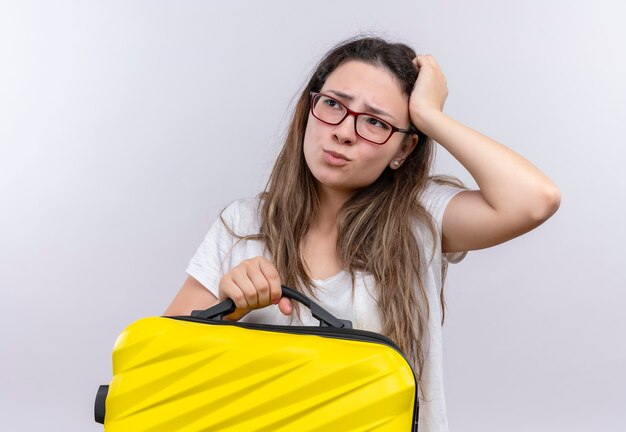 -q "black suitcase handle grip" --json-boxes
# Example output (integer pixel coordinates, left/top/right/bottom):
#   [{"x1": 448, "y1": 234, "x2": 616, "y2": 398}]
[
  {"x1": 94, "y1": 384, "x2": 109, "y2": 424},
  {"x1": 191, "y1": 285, "x2": 352, "y2": 328}
]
